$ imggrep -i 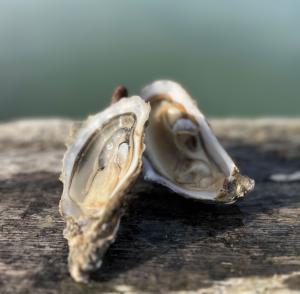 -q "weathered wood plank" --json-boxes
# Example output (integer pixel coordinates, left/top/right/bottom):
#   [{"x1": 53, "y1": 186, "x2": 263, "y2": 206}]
[{"x1": 0, "y1": 118, "x2": 300, "y2": 293}]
